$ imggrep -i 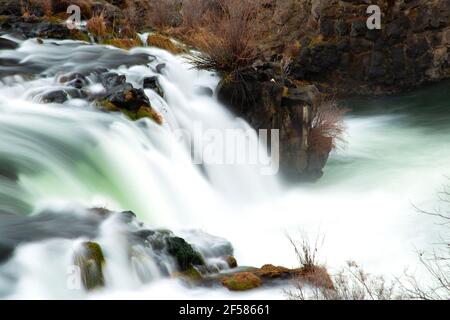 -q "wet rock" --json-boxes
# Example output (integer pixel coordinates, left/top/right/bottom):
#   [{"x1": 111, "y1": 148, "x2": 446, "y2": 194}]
[
  {"x1": 73, "y1": 241, "x2": 106, "y2": 291},
  {"x1": 143, "y1": 76, "x2": 164, "y2": 98},
  {"x1": 195, "y1": 86, "x2": 214, "y2": 97},
  {"x1": 0, "y1": 37, "x2": 18, "y2": 50},
  {"x1": 41, "y1": 90, "x2": 69, "y2": 104},
  {"x1": 99, "y1": 72, "x2": 127, "y2": 91},
  {"x1": 226, "y1": 256, "x2": 238, "y2": 269},
  {"x1": 94, "y1": 71, "x2": 163, "y2": 124},
  {"x1": 217, "y1": 66, "x2": 325, "y2": 181},
  {"x1": 222, "y1": 272, "x2": 262, "y2": 291},
  {"x1": 105, "y1": 83, "x2": 147, "y2": 111},
  {"x1": 0, "y1": 243, "x2": 13, "y2": 264},
  {"x1": 155, "y1": 63, "x2": 167, "y2": 75},
  {"x1": 166, "y1": 236, "x2": 205, "y2": 272}
]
